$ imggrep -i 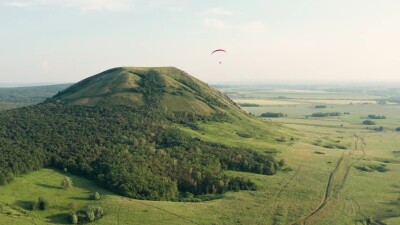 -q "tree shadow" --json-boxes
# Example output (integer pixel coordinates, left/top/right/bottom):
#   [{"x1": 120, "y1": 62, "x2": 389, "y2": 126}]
[
  {"x1": 383, "y1": 200, "x2": 400, "y2": 206},
  {"x1": 15, "y1": 200, "x2": 33, "y2": 210},
  {"x1": 46, "y1": 213, "x2": 70, "y2": 224},
  {"x1": 69, "y1": 196, "x2": 89, "y2": 201},
  {"x1": 36, "y1": 183, "x2": 60, "y2": 189}
]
